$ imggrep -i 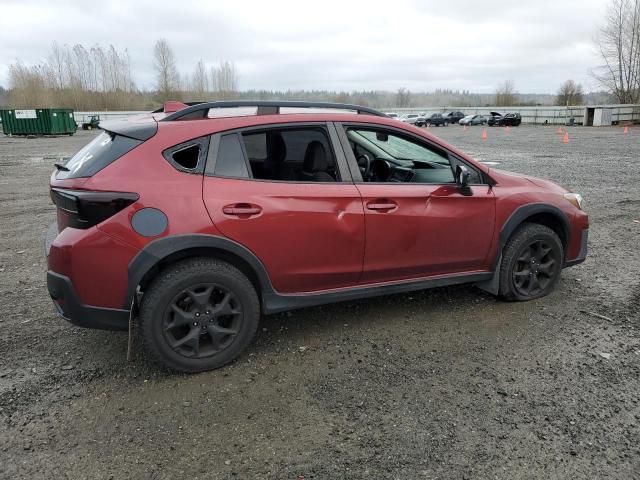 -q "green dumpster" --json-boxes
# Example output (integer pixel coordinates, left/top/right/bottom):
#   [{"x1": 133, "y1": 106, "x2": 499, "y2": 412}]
[{"x1": 0, "y1": 108, "x2": 77, "y2": 136}]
